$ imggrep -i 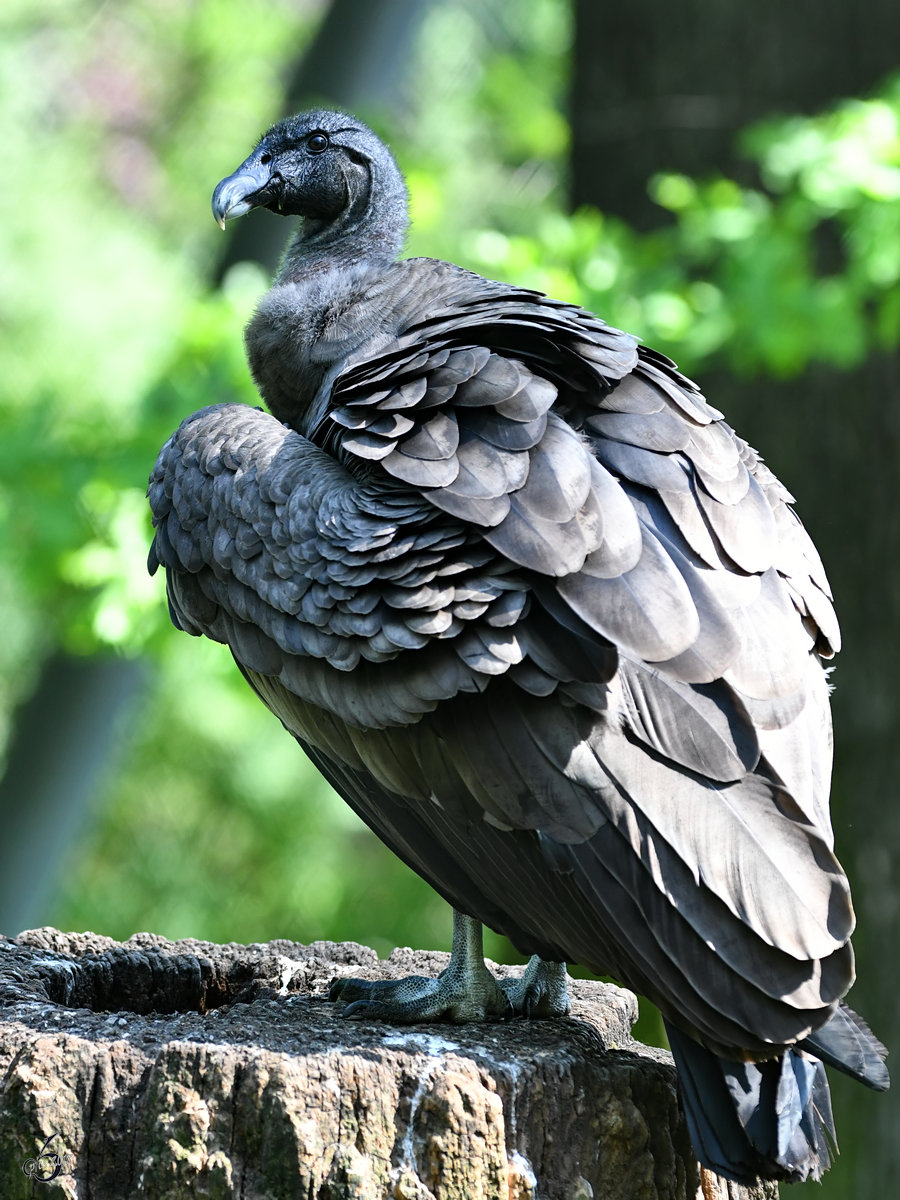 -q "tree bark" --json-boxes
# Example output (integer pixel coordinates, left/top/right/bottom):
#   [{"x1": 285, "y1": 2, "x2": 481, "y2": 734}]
[{"x1": 0, "y1": 929, "x2": 776, "y2": 1200}]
